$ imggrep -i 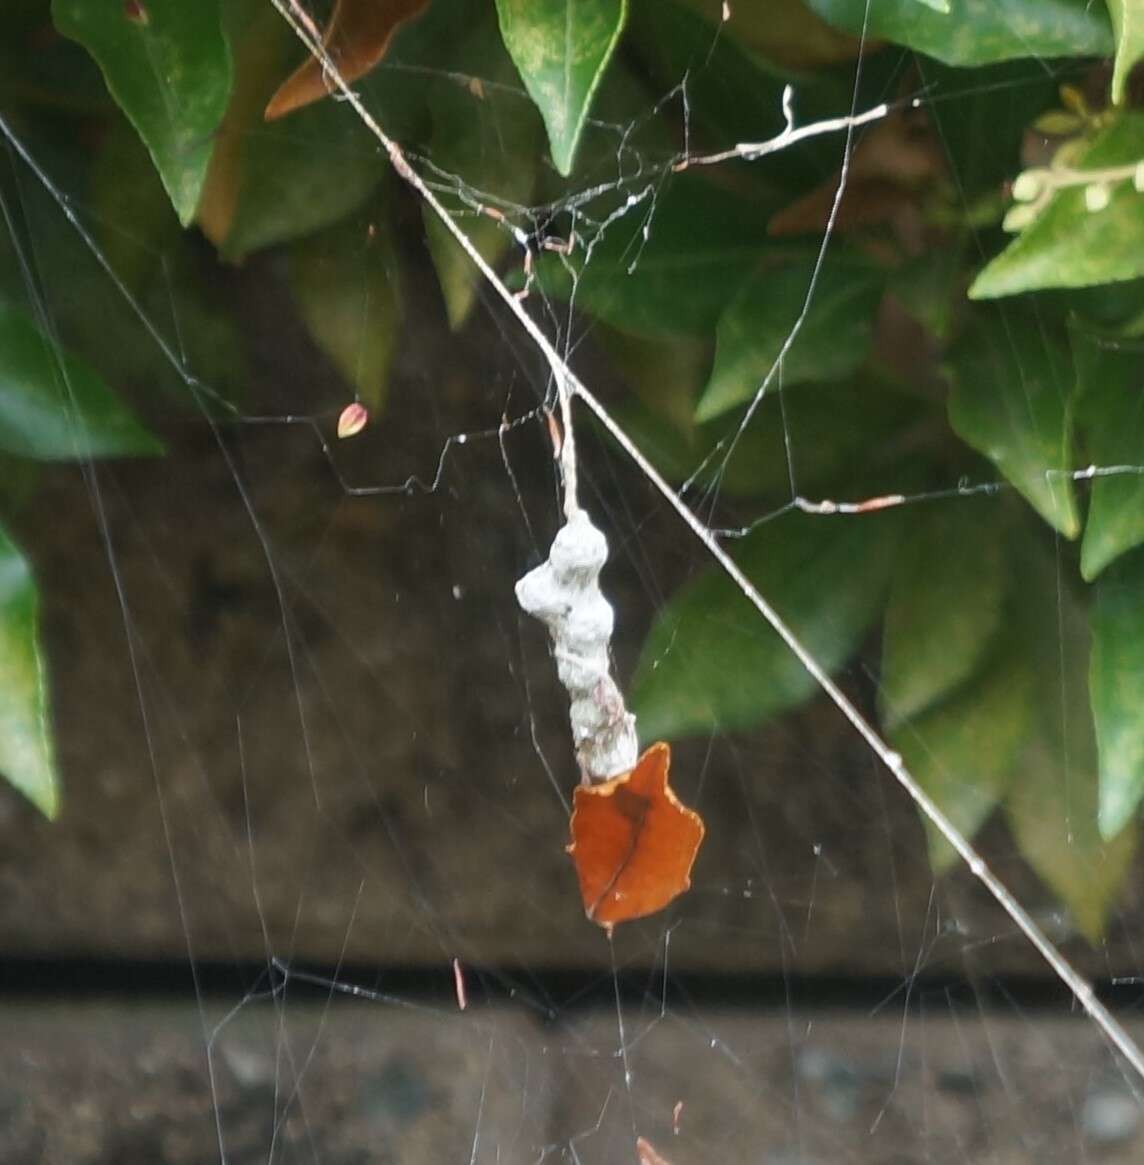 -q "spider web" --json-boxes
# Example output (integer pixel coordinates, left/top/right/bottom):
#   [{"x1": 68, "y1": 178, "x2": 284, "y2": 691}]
[{"x1": 1, "y1": 2, "x2": 1144, "y2": 1163}]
